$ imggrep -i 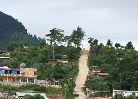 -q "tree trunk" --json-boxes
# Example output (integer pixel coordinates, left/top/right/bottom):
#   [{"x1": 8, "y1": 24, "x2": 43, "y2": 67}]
[
  {"x1": 76, "y1": 45, "x2": 79, "y2": 59},
  {"x1": 52, "y1": 44, "x2": 55, "y2": 60}
]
